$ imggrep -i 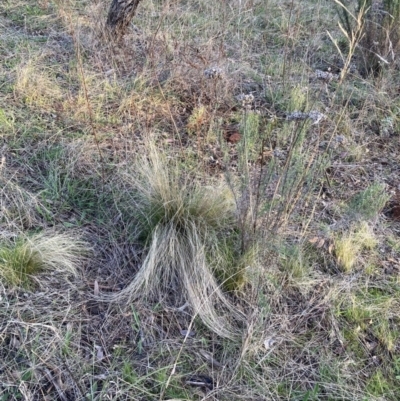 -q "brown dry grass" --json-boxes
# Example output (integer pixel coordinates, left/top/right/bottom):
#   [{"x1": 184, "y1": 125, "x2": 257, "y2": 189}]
[{"x1": 1, "y1": 0, "x2": 400, "y2": 400}]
